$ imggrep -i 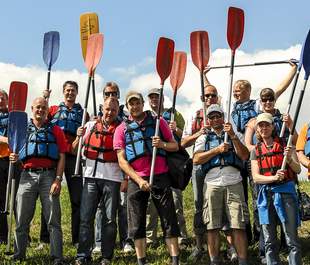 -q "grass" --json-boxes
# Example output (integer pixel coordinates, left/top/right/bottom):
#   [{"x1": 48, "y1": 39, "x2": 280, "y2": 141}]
[{"x1": 1, "y1": 181, "x2": 310, "y2": 265}]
